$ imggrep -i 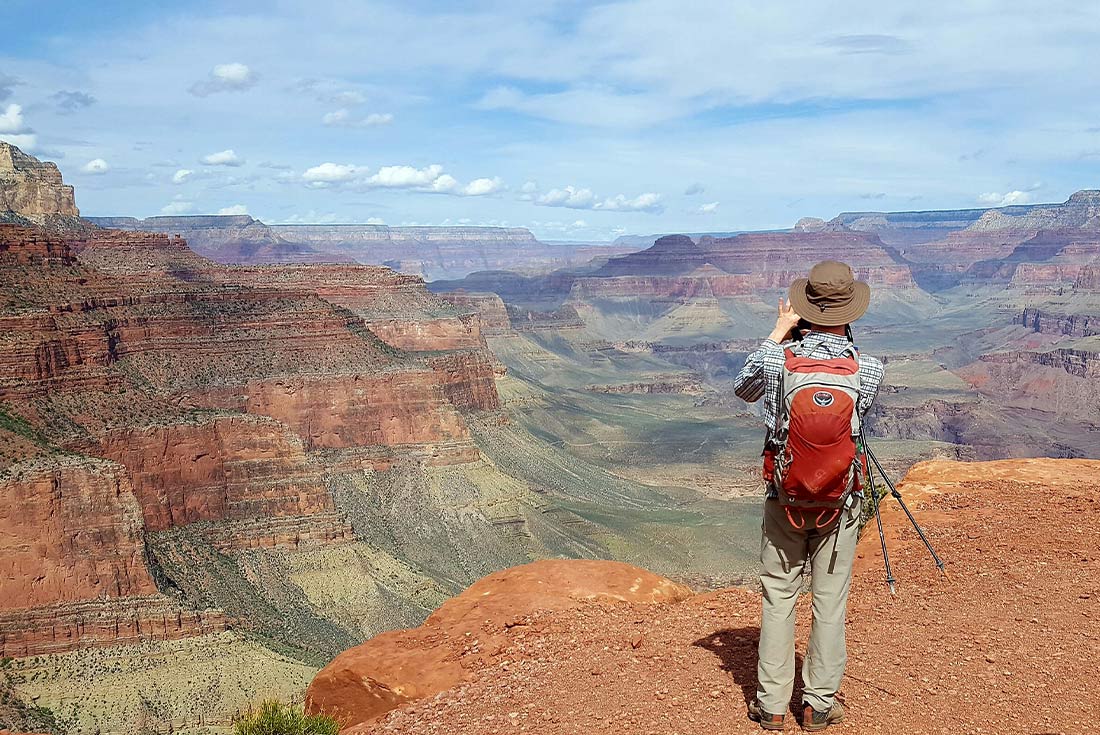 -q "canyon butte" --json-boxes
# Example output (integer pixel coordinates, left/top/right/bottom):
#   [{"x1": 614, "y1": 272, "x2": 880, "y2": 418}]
[{"x1": 1, "y1": 140, "x2": 1098, "y2": 734}]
